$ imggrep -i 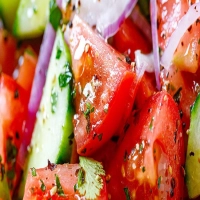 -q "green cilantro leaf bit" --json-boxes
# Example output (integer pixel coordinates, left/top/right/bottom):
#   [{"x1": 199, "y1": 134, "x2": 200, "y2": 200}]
[
  {"x1": 76, "y1": 156, "x2": 105, "y2": 199},
  {"x1": 55, "y1": 174, "x2": 65, "y2": 196},
  {"x1": 124, "y1": 187, "x2": 131, "y2": 200},
  {"x1": 31, "y1": 167, "x2": 37, "y2": 177},
  {"x1": 40, "y1": 179, "x2": 46, "y2": 191},
  {"x1": 49, "y1": 0, "x2": 62, "y2": 30}
]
